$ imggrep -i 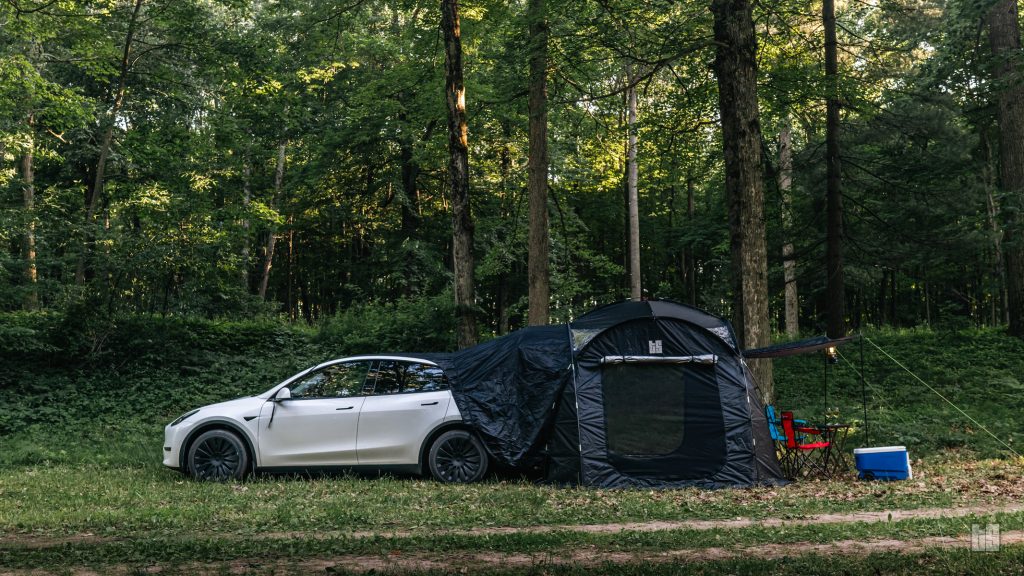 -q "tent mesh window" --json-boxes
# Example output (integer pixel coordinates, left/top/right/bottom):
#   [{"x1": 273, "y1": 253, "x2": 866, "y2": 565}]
[
  {"x1": 602, "y1": 363, "x2": 687, "y2": 456},
  {"x1": 601, "y1": 361, "x2": 727, "y2": 479}
]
